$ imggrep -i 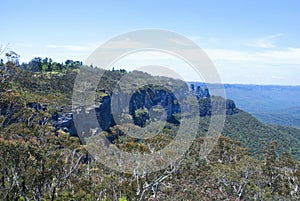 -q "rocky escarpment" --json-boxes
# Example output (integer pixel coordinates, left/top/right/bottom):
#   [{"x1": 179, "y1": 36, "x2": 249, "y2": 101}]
[
  {"x1": 72, "y1": 85, "x2": 237, "y2": 134},
  {"x1": 2, "y1": 85, "x2": 238, "y2": 137}
]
